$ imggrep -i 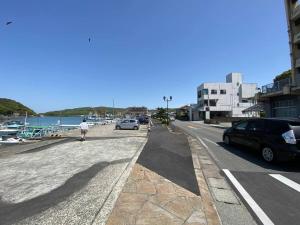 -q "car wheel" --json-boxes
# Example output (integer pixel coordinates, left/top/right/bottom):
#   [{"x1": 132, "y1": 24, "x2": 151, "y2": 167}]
[
  {"x1": 223, "y1": 135, "x2": 231, "y2": 145},
  {"x1": 116, "y1": 126, "x2": 120, "y2": 130},
  {"x1": 262, "y1": 147, "x2": 276, "y2": 162},
  {"x1": 134, "y1": 126, "x2": 138, "y2": 130}
]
